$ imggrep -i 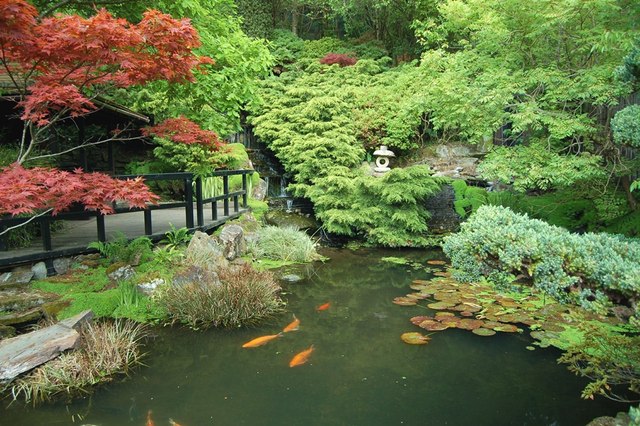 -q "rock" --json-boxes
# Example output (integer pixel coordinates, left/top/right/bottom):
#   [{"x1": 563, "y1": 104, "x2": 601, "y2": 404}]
[
  {"x1": 137, "y1": 278, "x2": 165, "y2": 296},
  {"x1": 0, "y1": 310, "x2": 92, "y2": 383},
  {"x1": 53, "y1": 258, "x2": 71, "y2": 275},
  {"x1": 0, "y1": 307, "x2": 43, "y2": 327},
  {"x1": 41, "y1": 299, "x2": 71, "y2": 319},
  {"x1": 264, "y1": 210, "x2": 320, "y2": 233},
  {"x1": 0, "y1": 290, "x2": 57, "y2": 313},
  {"x1": 172, "y1": 265, "x2": 220, "y2": 288},
  {"x1": 216, "y1": 224, "x2": 246, "y2": 261},
  {"x1": 185, "y1": 231, "x2": 228, "y2": 269},
  {"x1": 424, "y1": 185, "x2": 461, "y2": 234},
  {"x1": 0, "y1": 325, "x2": 15, "y2": 340},
  {"x1": 107, "y1": 264, "x2": 135, "y2": 282},
  {"x1": 31, "y1": 262, "x2": 48, "y2": 280},
  {"x1": 0, "y1": 269, "x2": 34, "y2": 289},
  {"x1": 280, "y1": 274, "x2": 303, "y2": 283},
  {"x1": 252, "y1": 178, "x2": 268, "y2": 201}
]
